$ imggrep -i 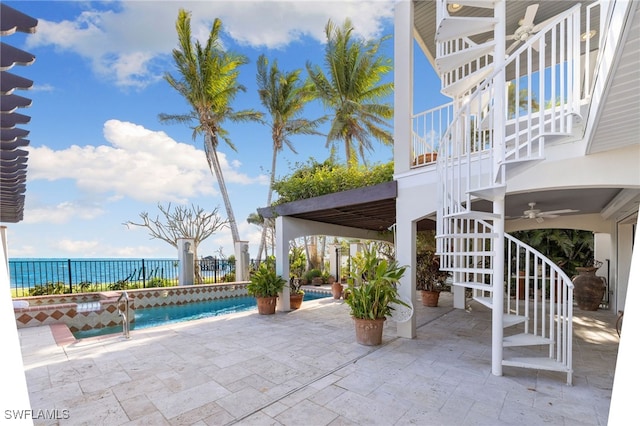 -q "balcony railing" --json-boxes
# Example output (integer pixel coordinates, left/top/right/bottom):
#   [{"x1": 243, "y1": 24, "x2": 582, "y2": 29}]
[{"x1": 411, "y1": 102, "x2": 454, "y2": 168}]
